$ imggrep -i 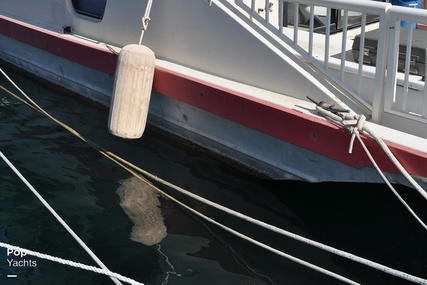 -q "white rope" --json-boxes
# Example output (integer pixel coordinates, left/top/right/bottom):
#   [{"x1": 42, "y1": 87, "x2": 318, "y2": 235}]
[
  {"x1": 346, "y1": 114, "x2": 427, "y2": 230},
  {"x1": 347, "y1": 115, "x2": 427, "y2": 198},
  {"x1": 138, "y1": 0, "x2": 154, "y2": 45},
  {"x1": 1, "y1": 70, "x2": 426, "y2": 284},
  {"x1": 104, "y1": 152, "x2": 427, "y2": 284},
  {"x1": 105, "y1": 153, "x2": 359, "y2": 284},
  {"x1": 0, "y1": 151, "x2": 122, "y2": 285},
  {"x1": 0, "y1": 69, "x2": 41, "y2": 113},
  {"x1": 354, "y1": 130, "x2": 427, "y2": 230},
  {"x1": 315, "y1": 105, "x2": 427, "y2": 227},
  {"x1": 0, "y1": 242, "x2": 144, "y2": 285},
  {"x1": 0, "y1": 141, "x2": 357, "y2": 284},
  {"x1": 149, "y1": 172, "x2": 427, "y2": 284},
  {"x1": 0, "y1": 71, "x2": 360, "y2": 284},
  {"x1": 363, "y1": 124, "x2": 427, "y2": 200},
  {"x1": 175, "y1": 201, "x2": 360, "y2": 284},
  {"x1": 317, "y1": 109, "x2": 427, "y2": 231},
  {"x1": 348, "y1": 114, "x2": 366, "y2": 154}
]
